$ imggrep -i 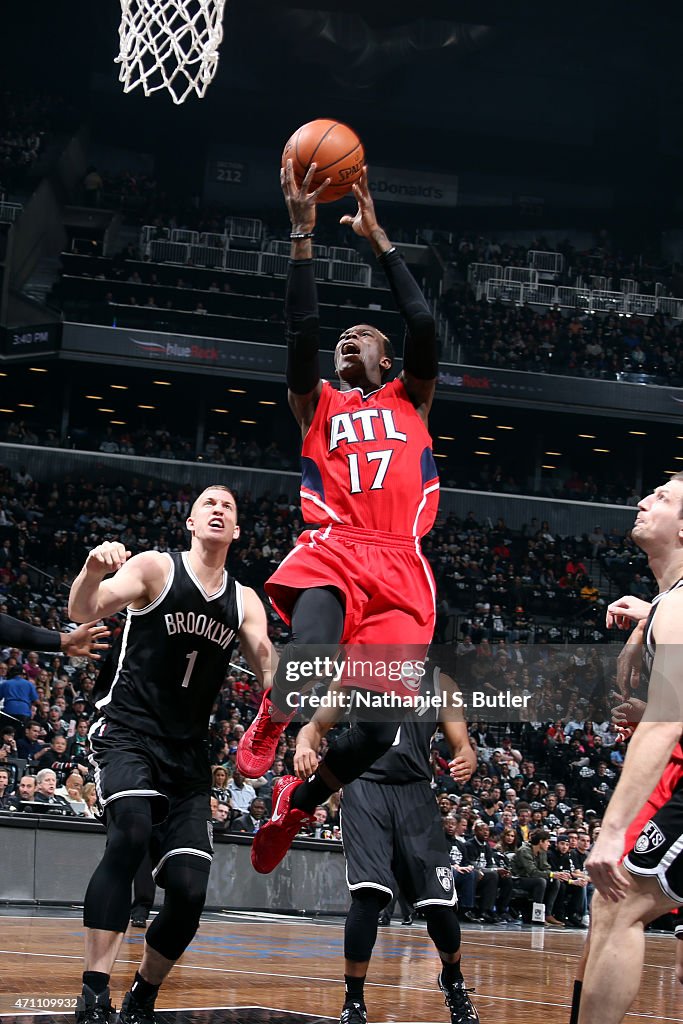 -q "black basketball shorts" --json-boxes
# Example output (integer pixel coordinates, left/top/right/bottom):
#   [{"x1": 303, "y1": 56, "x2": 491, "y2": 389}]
[
  {"x1": 89, "y1": 717, "x2": 213, "y2": 885},
  {"x1": 623, "y1": 780, "x2": 683, "y2": 904},
  {"x1": 340, "y1": 778, "x2": 456, "y2": 908}
]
